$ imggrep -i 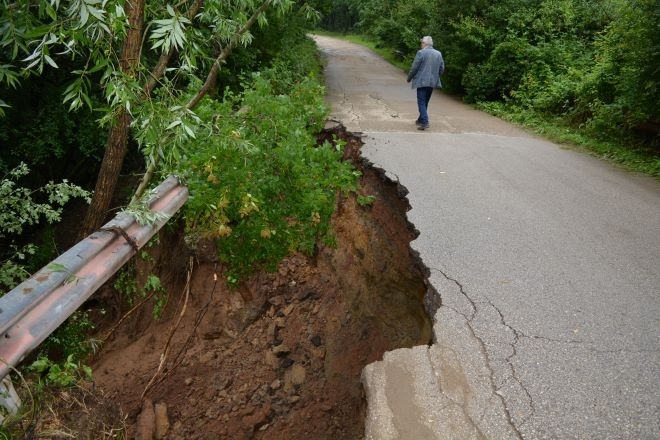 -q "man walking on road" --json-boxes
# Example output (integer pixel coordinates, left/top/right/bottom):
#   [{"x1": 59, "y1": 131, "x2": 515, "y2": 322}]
[{"x1": 407, "y1": 36, "x2": 444, "y2": 131}]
